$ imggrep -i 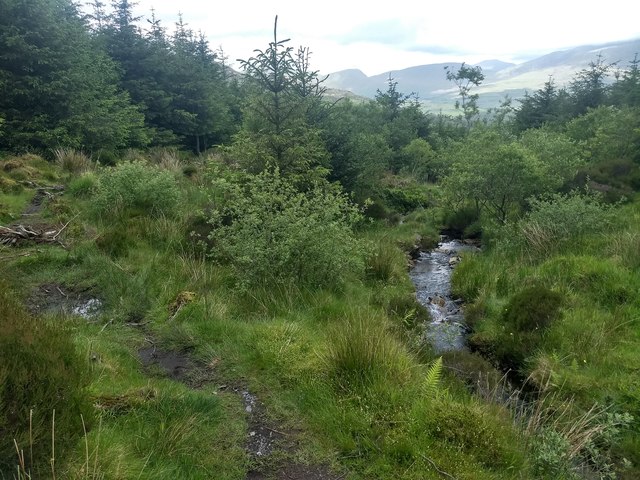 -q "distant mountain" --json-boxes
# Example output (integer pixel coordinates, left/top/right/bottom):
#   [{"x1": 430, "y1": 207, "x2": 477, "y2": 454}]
[{"x1": 325, "y1": 38, "x2": 640, "y2": 111}]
